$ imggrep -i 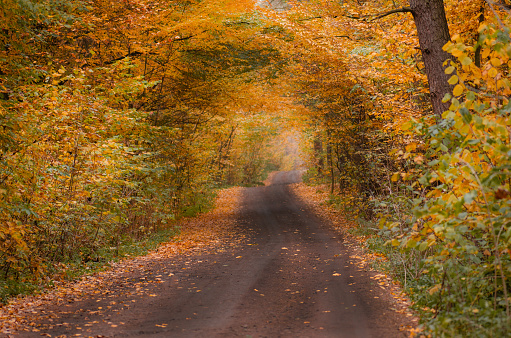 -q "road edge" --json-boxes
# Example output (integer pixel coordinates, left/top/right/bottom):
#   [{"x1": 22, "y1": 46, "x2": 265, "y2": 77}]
[{"x1": 288, "y1": 182, "x2": 420, "y2": 336}]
